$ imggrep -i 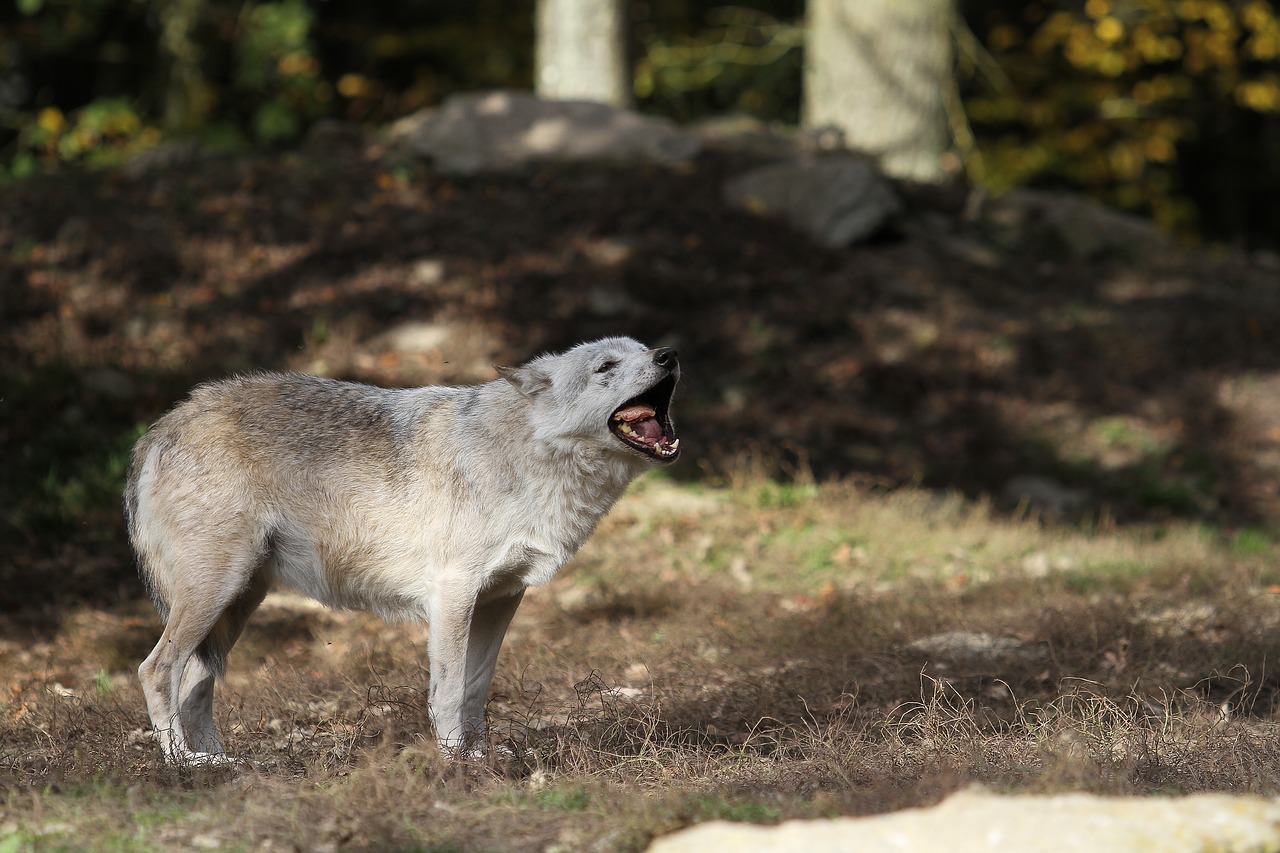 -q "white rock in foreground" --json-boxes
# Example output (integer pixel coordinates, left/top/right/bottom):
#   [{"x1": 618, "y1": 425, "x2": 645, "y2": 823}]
[
  {"x1": 389, "y1": 90, "x2": 700, "y2": 175},
  {"x1": 905, "y1": 630, "x2": 1047, "y2": 669},
  {"x1": 646, "y1": 788, "x2": 1280, "y2": 853}
]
